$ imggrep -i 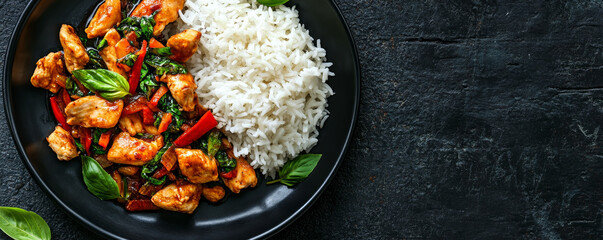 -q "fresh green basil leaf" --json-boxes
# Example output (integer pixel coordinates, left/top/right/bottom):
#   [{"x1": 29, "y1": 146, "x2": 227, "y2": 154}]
[
  {"x1": 81, "y1": 156, "x2": 121, "y2": 200},
  {"x1": 207, "y1": 131, "x2": 222, "y2": 158},
  {"x1": 0, "y1": 207, "x2": 51, "y2": 240},
  {"x1": 257, "y1": 0, "x2": 289, "y2": 7},
  {"x1": 267, "y1": 154, "x2": 321, "y2": 186},
  {"x1": 72, "y1": 69, "x2": 130, "y2": 101},
  {"x1": 149, "y1": 47, "x2": 172, "y2": 57}
]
